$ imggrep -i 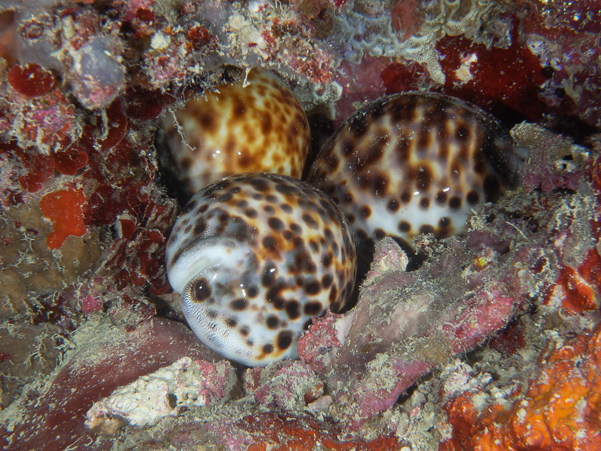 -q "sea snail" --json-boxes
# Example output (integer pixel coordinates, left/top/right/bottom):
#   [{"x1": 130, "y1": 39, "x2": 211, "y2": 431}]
[
  {"x1": 307, "y1": 92, "x2": 518, "y2": 255},
  {"x1": 165, "y1": 173, "x2": 357, "y2": 367},
  {"x1": 158, "y1": 67, "x2": 311, "y2": 199},
  {"x1": 164, "y1": 86, "x2": 517, "y2": 367}
]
